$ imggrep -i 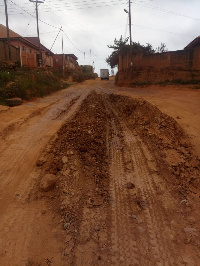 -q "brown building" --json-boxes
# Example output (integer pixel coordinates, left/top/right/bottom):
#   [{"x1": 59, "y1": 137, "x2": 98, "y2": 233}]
[
  {"x1": 53, "y1": 54, "x2": 78, "y2": 72},
  {"x1": 0, "y1": 39, "x2": 20, "y2": 62},
  {"x1": 0, "y1": 24, "x2": 54, "y2": 68},
  {"x1": 0, "y1": 24, "x2": 39, "y2": 67},
  {"x1": 25, "y1": 37, "x2": 54, "y2": 67}
]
